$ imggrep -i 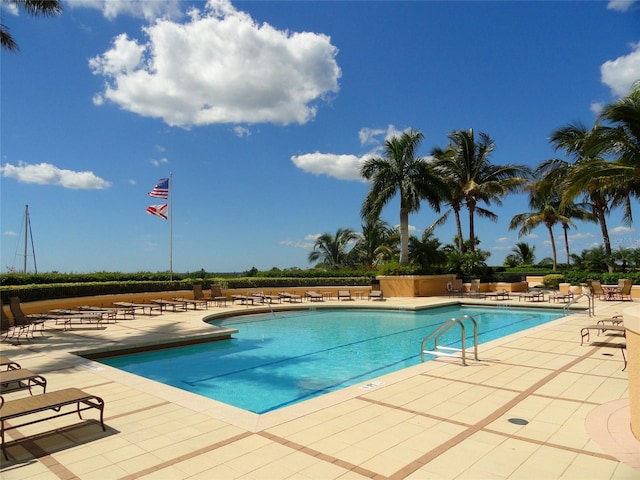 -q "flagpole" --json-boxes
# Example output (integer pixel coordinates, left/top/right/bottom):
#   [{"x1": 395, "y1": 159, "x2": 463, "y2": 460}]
[{"x1": 169, "y1": 172, "x2": 173, "y2": 281}]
